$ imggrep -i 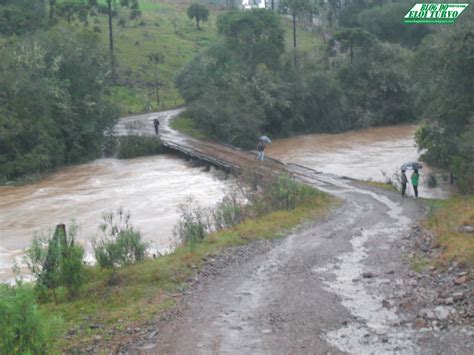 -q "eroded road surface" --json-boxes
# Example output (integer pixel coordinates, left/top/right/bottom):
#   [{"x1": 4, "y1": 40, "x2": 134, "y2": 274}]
[{"x1": 117, "y1": 111, "x2": 473, "y2": 354}]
